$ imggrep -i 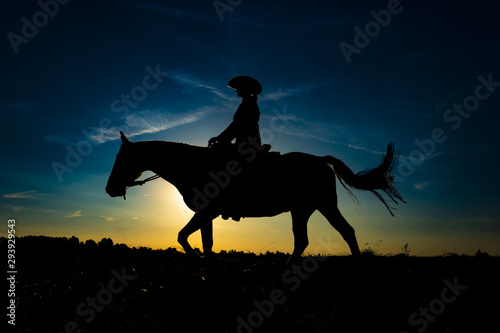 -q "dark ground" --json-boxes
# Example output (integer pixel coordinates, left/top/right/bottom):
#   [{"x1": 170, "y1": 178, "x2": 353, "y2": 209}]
[{"x1": 3, "y1": 236, "x2": 499, "y2": 333}]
